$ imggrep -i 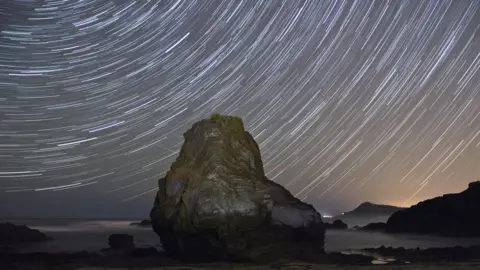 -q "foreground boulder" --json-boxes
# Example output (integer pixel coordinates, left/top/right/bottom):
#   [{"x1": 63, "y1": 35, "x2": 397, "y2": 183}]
[
  {"x1": 107, "y1": 234, "x2": 134, "y2": 250},
  {"x1": 0, "y1": 223, "x2": 51, "y2": 245},
  {"x1": 150, "y1": 114, "x2": 325, "y2": 262},
  {"x1": 386, "y1": 181, "x2": 480, "y2": 237}
]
